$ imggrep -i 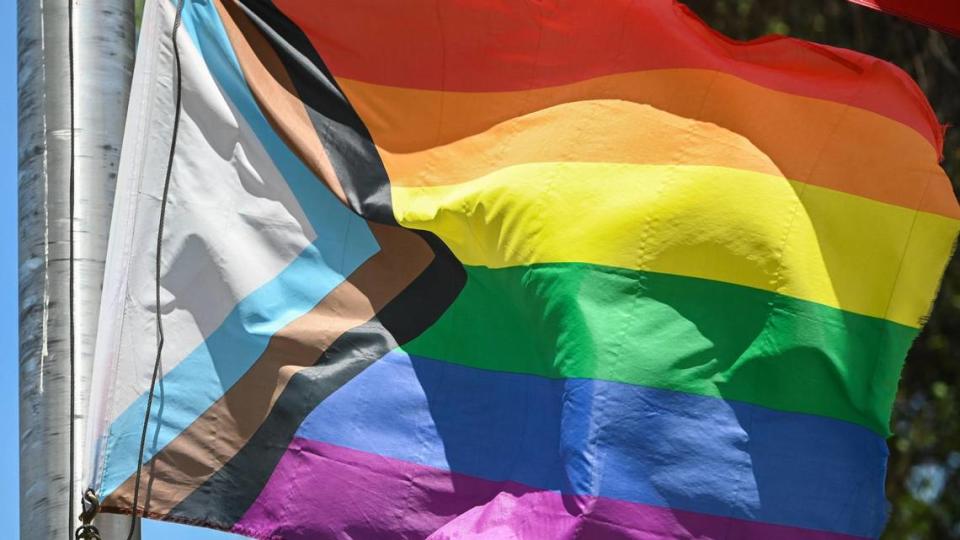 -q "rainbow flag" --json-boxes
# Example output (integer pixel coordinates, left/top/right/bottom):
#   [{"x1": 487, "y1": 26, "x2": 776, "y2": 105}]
[{"x1": 86, "y1": 1, "x2": 959, "y2": 538}]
